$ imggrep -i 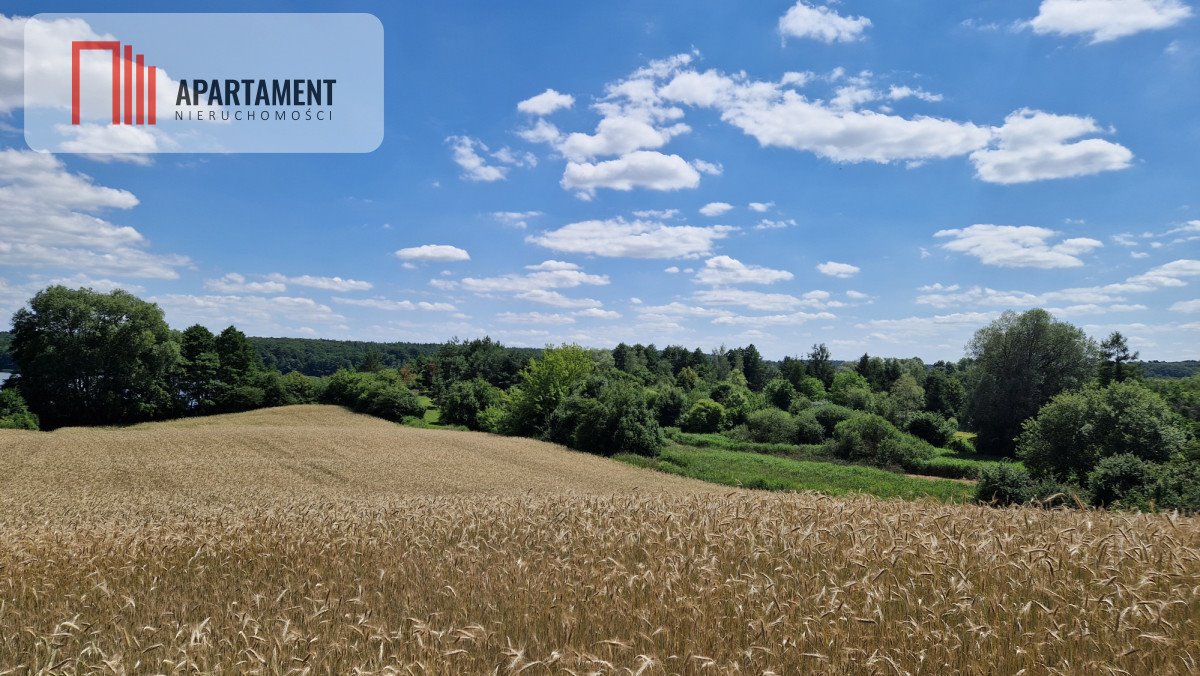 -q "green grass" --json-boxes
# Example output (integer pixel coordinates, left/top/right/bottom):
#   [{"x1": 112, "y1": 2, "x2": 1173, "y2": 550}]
[
  {"x1": 663, "y1": 428, "x2": 826, "y2": 458},
  {"x1": 617, "y1": 444, "x2": 975, "y2": 503},
  {"x1": 416, "y1": 396, "x2": 442, "y2": 424}
]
